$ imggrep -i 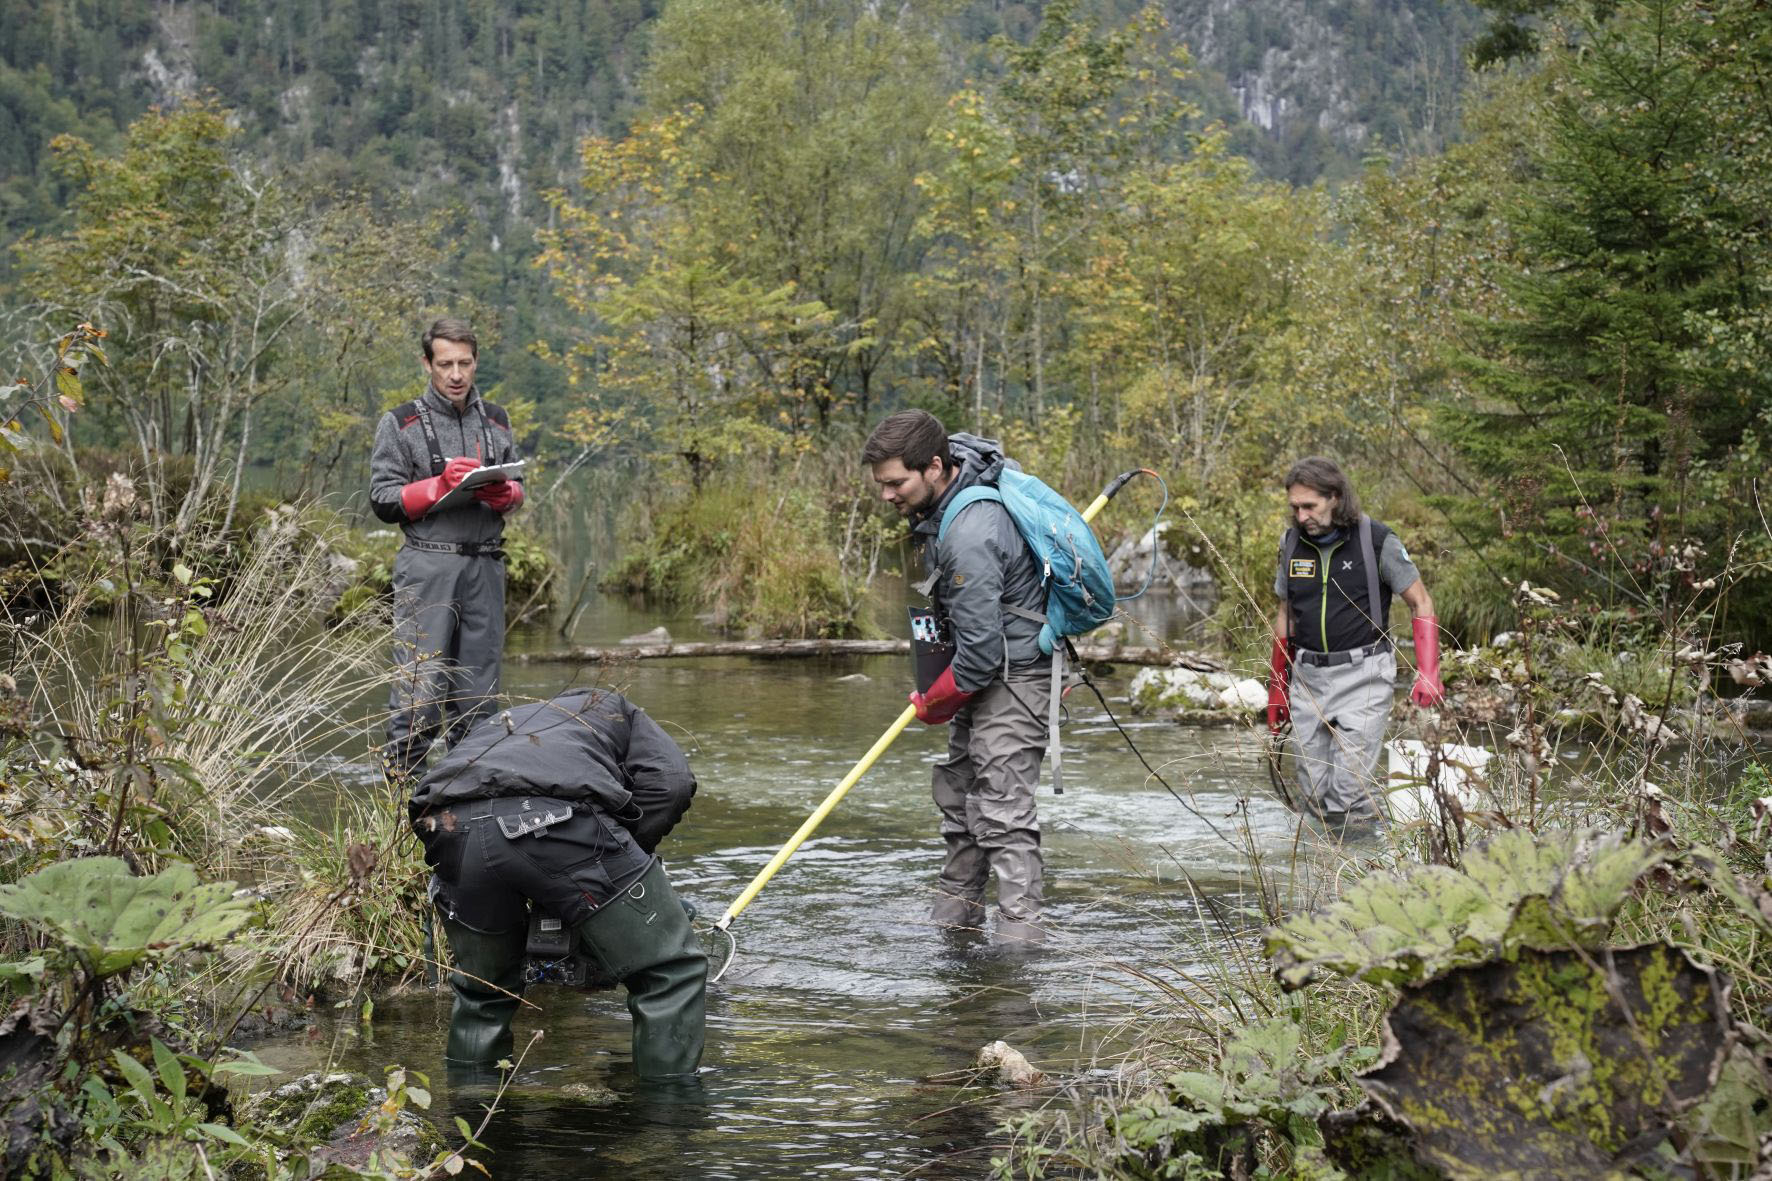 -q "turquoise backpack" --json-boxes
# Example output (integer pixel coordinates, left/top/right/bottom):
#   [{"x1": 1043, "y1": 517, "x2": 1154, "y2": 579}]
[
  {"x1": 936, "y1": 466, "x2": 1117, "y2": 793},
  {"x1": 936, "y1": 466, "x2": 1118, "y2": 654}
]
